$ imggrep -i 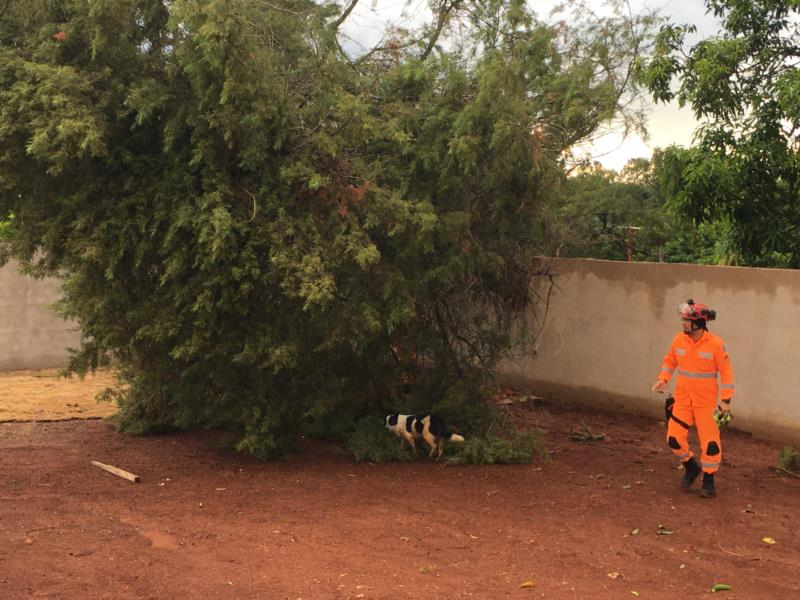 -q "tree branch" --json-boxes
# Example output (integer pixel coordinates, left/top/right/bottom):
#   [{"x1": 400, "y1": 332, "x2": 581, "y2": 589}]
[
  {"x1": 0, "y1": 0, "x2": 11, "y2": 22},
  {"x1": 332, "y1": 0, "x2": 359, "y2": 31},
  {"x1": 420, "y1": 0, "x2": 463, "y2": 61},
  {"x1": 252, "y1": 0, "x2": 301, "y2": 17}
]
